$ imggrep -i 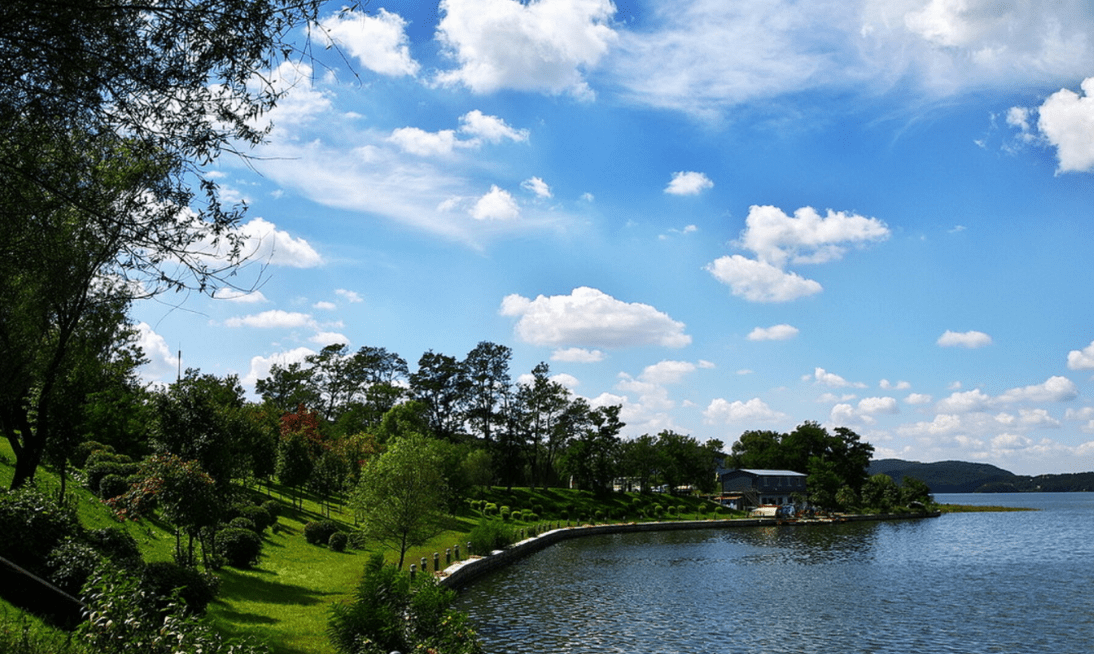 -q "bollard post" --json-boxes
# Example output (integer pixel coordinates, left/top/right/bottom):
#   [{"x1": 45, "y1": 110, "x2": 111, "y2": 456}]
[
  {"x1": 420, "y1": 557, "x2": 427, "y2": 574},
  {"x1": 433, "y1": 552, "x2": 440, "y2": 572},
  {"x1": 446, "y1": 548, "x2": 451, "y2": 565},
  {"x1": 467, "y1": 541, "x2": 472, "y2": 557},
  {"x1": 409, "y1": 564, "x2": 416, "y2": 581},
  {"x1": 454, "y1": 544, "x2": 460, "y2": 560}
]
